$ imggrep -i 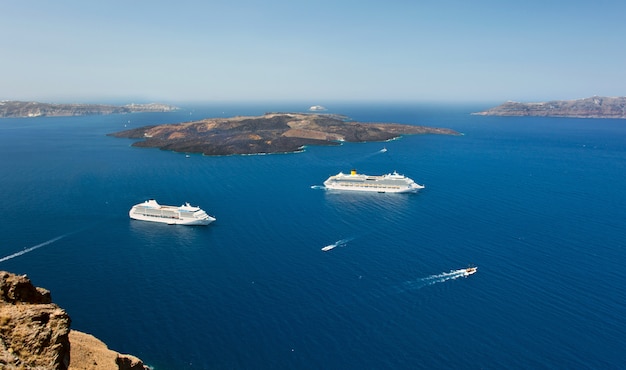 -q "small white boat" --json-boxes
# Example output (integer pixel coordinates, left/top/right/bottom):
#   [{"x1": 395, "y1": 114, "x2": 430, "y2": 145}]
[
  {"x1": 129, "y1": 199, "x2": 216, "y2": 226},
  {"x1": 463, "y1": 267, "x2": 478, "y2": 276}
]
